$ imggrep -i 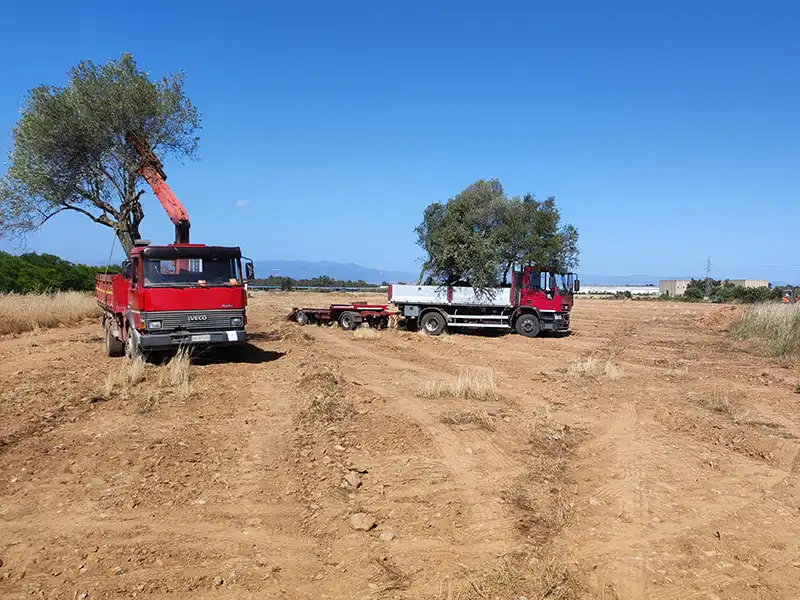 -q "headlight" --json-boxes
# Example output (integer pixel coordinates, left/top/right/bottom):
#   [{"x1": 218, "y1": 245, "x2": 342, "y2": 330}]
[
  {"x1": 148, "y1": 320, "x2": 163, "y2": 330},
  {"x1": 230, "y1": 317, "x2": 243, "y2": 327}
]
